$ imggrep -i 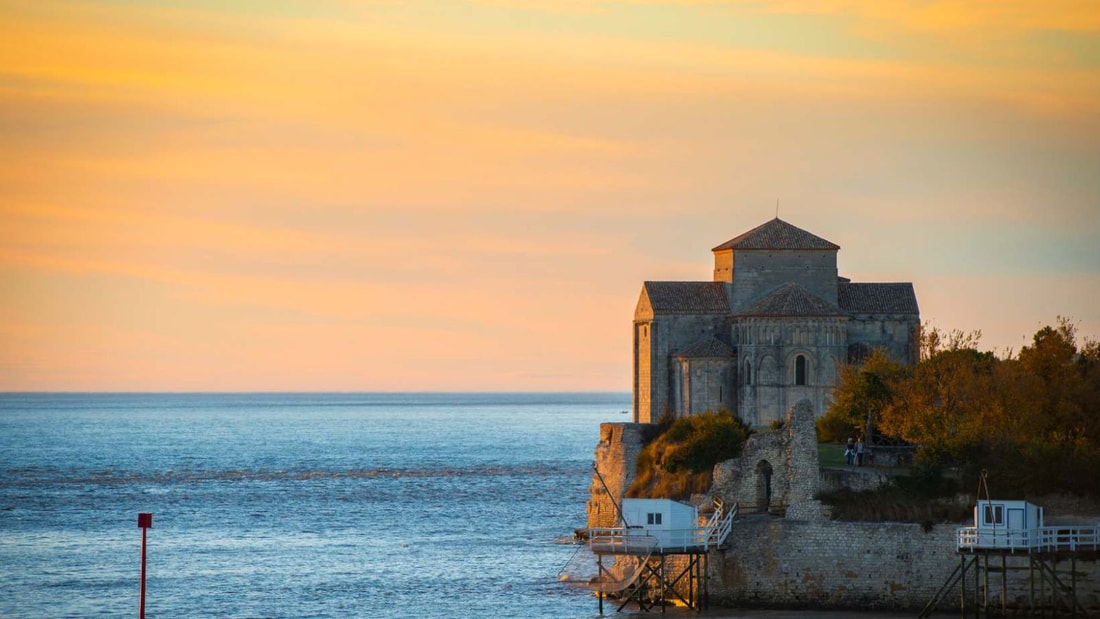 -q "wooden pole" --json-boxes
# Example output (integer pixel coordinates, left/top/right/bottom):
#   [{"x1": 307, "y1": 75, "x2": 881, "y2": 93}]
[
  {"x1": 1001, "y1": 554, "x2": 1006, "y2": 617},
  {"x1": 1029, "y1": 556, "x2": 1035, "y2": 617},
  {"x1": 985, "y1": 554, "x2": 994, "y2": 615},
  {"x1": 1071, "y1": 554, "x2": 1077, "y2": 618},
  {"x1": 597, "y1": 554, "x2": 603, "y2": 615},
  {"x1": 140, "y1": 526, "x2": 147, "y2": 619},
  {"x1": 960, "y1": 555, "x2": 967, "y2": 619},
  {"x1": 1041, "y1": 556, "x2": 1046, "y2": 618},
  {"x1": 137, "y1": 512, "x2": 152, "y2": 619}
]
